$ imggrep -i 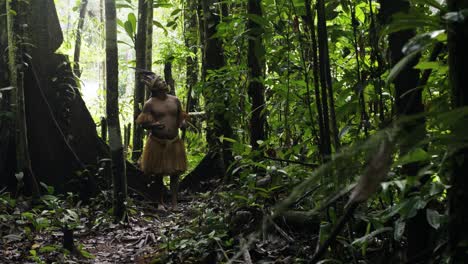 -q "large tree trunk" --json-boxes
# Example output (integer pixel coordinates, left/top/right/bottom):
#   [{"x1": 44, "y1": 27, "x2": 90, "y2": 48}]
[
  {"x1": 7, "y1": 0, "x2": 40, "y2": 197},
  {"x1": 105, "y1": 0, "x2": 127, "y2": 221},
  {"x1": 132, "y1": 0, "x2": 149, "y2": 161},
  {"x1": 379, "y1": 0, "x2": 429, "y2": 261},
  {"x1": 180, "y1": 0, "x2": 232, "y2": 189},
  {"x1": 0, "y1": 0, "x2": 11, "y2": 183},
  {"x1": 0, "y1": 0, "x2": 159, "y2": 202},
  {"x1": 18, "y1": 0, "x2": 100, "y2": 197},
  {"x1": 447, "y1": 0, "x2": 468, "y2": 261},
  {"x1": 247, "y1": 0, "x2": 266, "y2": 150},
  {"x1": 201, "y1": 0, "x2": 232, "y2": 171},
  {"x1": 73, "y1": 0, "x2": 88, "y2": 78}
]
